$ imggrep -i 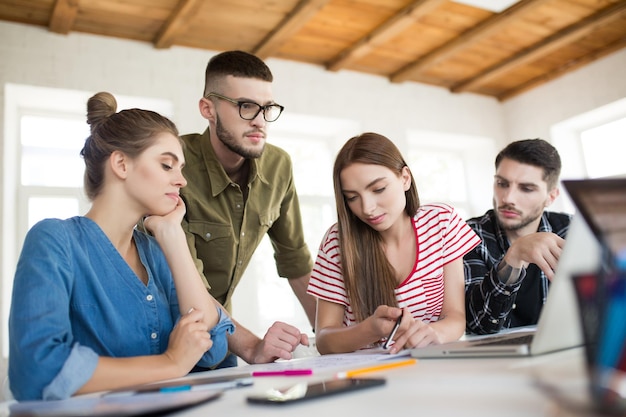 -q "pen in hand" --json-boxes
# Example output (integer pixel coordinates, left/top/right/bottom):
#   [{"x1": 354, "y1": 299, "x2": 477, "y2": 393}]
[{"x1": 383, "y1": 311, "x2": 403, "y2": 349}]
